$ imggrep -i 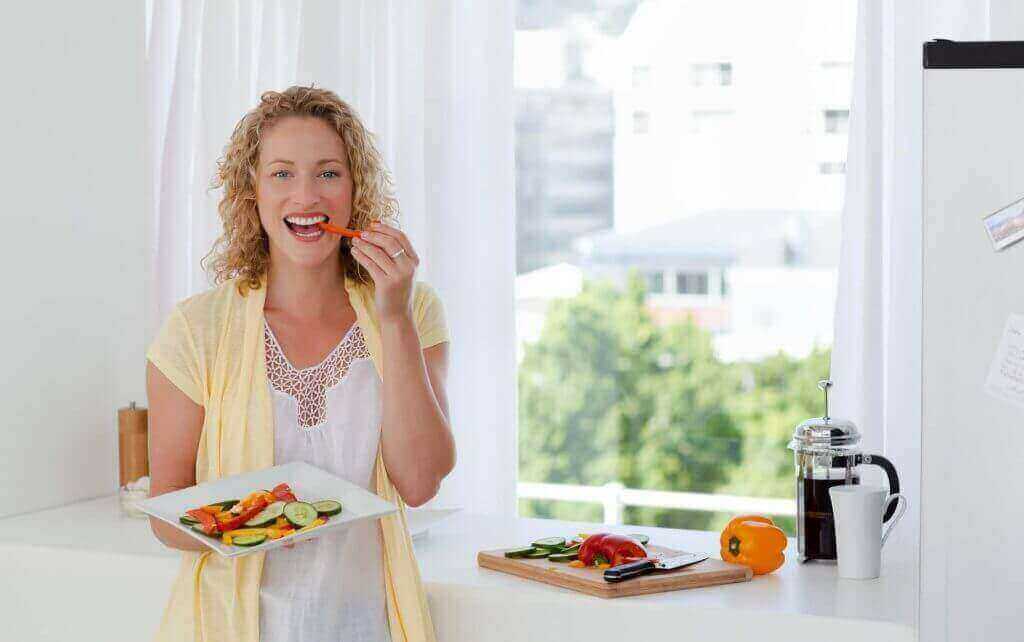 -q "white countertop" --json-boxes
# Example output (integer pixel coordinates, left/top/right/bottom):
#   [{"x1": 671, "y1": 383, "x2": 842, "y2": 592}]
[{"x1": 0, "y1": 495, "x2": 917, "y2": 641}]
